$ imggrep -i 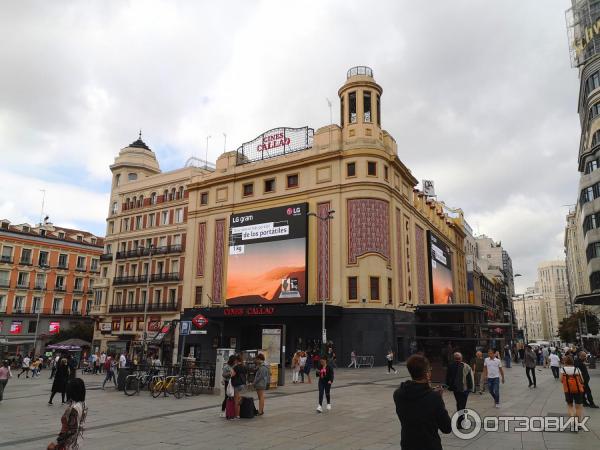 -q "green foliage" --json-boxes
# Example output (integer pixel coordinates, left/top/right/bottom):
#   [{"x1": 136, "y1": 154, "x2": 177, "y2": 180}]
[
  {"x1": 558, "y1": 311, "x2": 599, "y2": 343},
  {"x1": 47, "y1": 322, "x2": 94, "y2": 345}
]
